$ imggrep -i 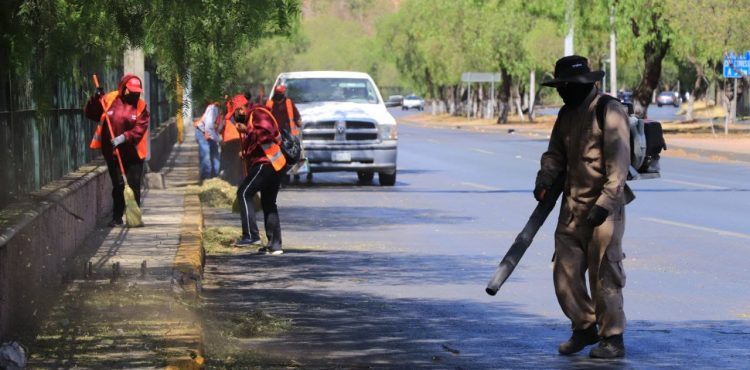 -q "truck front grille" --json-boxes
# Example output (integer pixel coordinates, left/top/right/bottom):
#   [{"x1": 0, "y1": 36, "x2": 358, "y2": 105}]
[{"x1": 302, "y1": 120, "x2": 379, "y2": 142}]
